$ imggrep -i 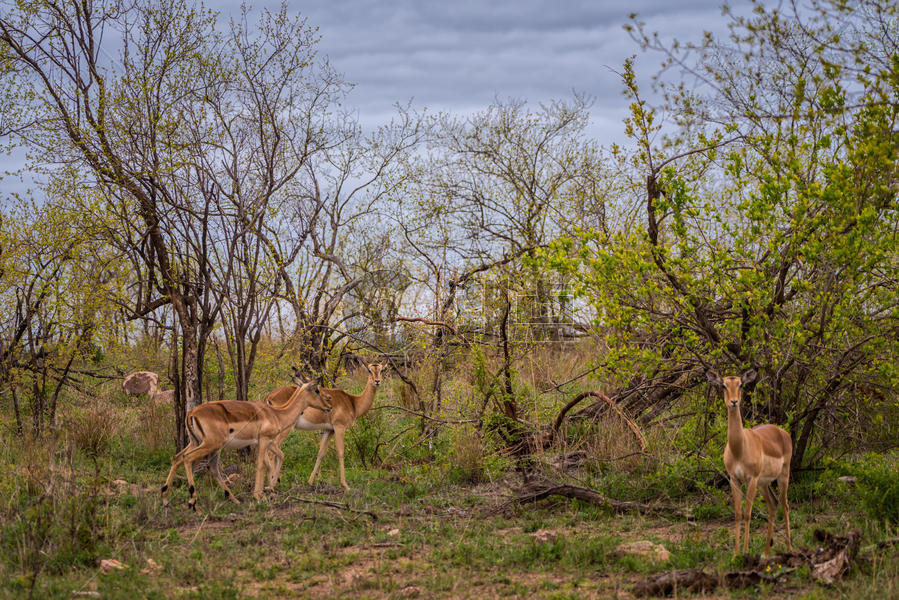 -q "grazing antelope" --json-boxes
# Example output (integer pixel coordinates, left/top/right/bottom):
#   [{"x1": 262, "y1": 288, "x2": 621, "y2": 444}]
[
  {"x1": 707, "y1": 369, "x2": 793, "y2": 556},
  {"x1": 263, "y1": 362, "x2": 388, "y2": 490},
  {"x1": 161, "y1": 380, "x2": 332, "y2": 510}
]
